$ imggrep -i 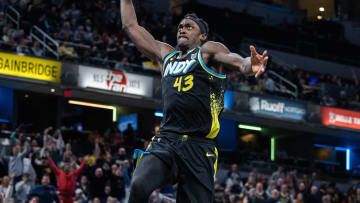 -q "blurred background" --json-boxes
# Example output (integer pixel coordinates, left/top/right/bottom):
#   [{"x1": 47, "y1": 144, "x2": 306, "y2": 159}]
[{"x1": 0, "y1": 0, "x2": 360, "y2": 202}]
